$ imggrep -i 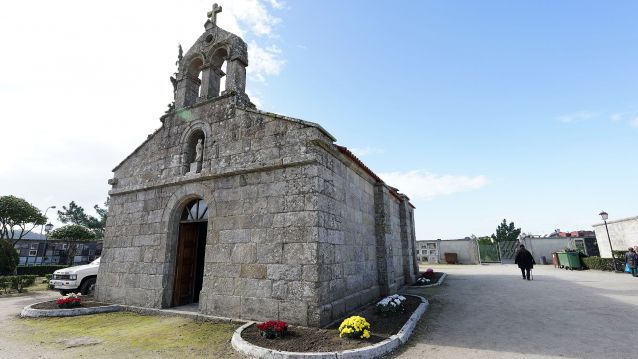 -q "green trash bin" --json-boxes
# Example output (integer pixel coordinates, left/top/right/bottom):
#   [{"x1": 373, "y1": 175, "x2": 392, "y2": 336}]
[{"x1": 556, "y1": 251, "x2": 582, "y2": 270}]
